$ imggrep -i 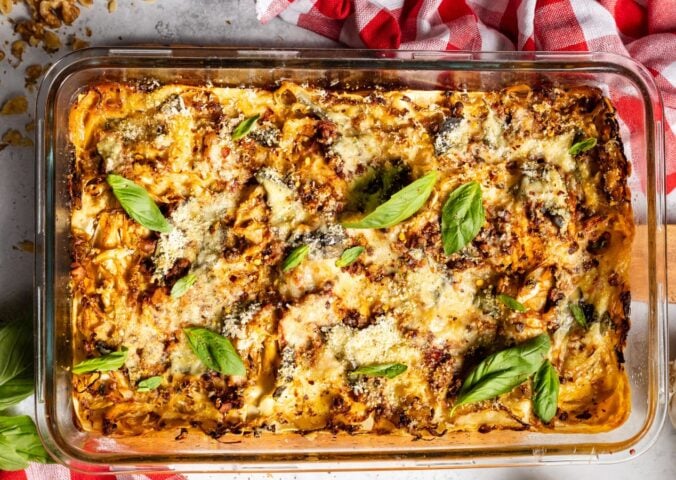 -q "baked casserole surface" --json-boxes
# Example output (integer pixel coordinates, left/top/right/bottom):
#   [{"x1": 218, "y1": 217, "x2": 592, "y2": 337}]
[{"x1": 68, "y1": 81, "x2": 633, "y2": 437}]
